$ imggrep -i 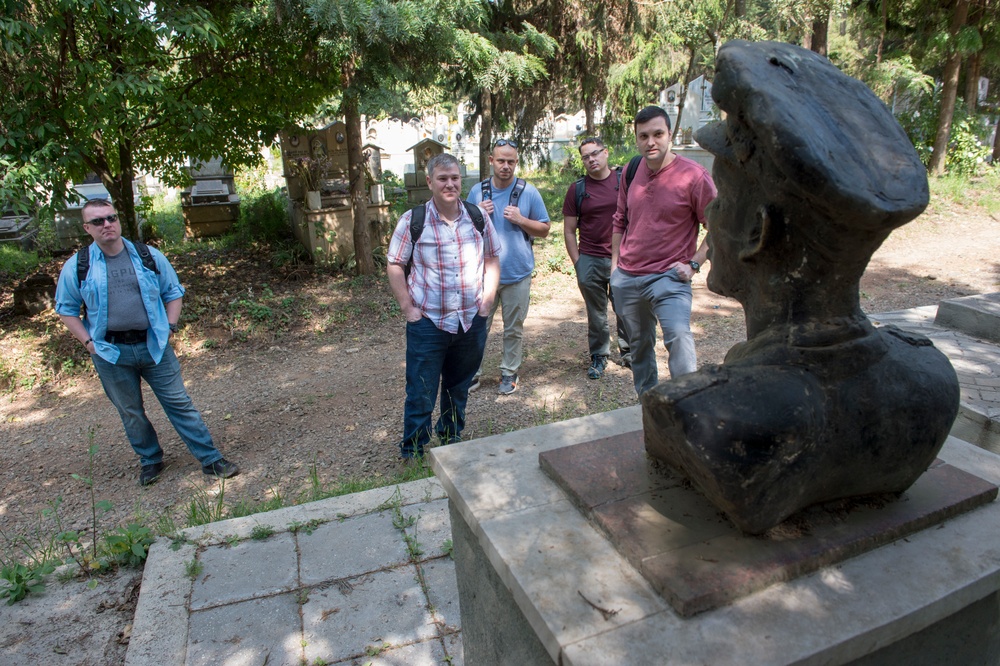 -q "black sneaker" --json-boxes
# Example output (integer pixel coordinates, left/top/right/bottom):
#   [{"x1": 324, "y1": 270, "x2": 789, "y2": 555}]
[
  {"x1": 139, "y1": 462, "x2": 164, "y2": 487},
  {"x1": 588, "y1": 355, "x2": 608, "y2": 380},
  {"x1": 202, "y1": 458, "x2": 240, "y2": 479}
]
